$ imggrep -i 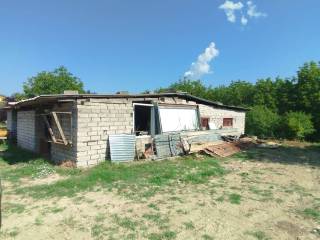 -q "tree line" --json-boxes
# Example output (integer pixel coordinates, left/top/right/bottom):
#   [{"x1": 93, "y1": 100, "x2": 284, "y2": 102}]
[
  {"x1": 157, "y1": 61, "x2": 320, "y2": 141},
  {"x1": 8, "y1": 61, "x2": 320, "y2": 141}
]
